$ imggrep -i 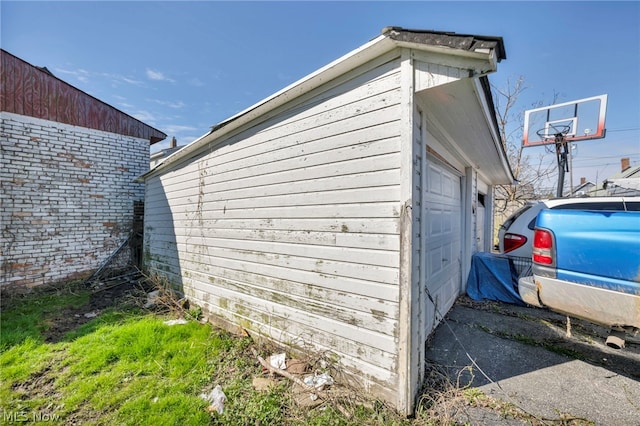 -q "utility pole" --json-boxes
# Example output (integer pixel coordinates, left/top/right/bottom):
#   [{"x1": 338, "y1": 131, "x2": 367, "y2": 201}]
[{"x1": 569, "y1": 143, "x2": 575, "y2": 196}]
